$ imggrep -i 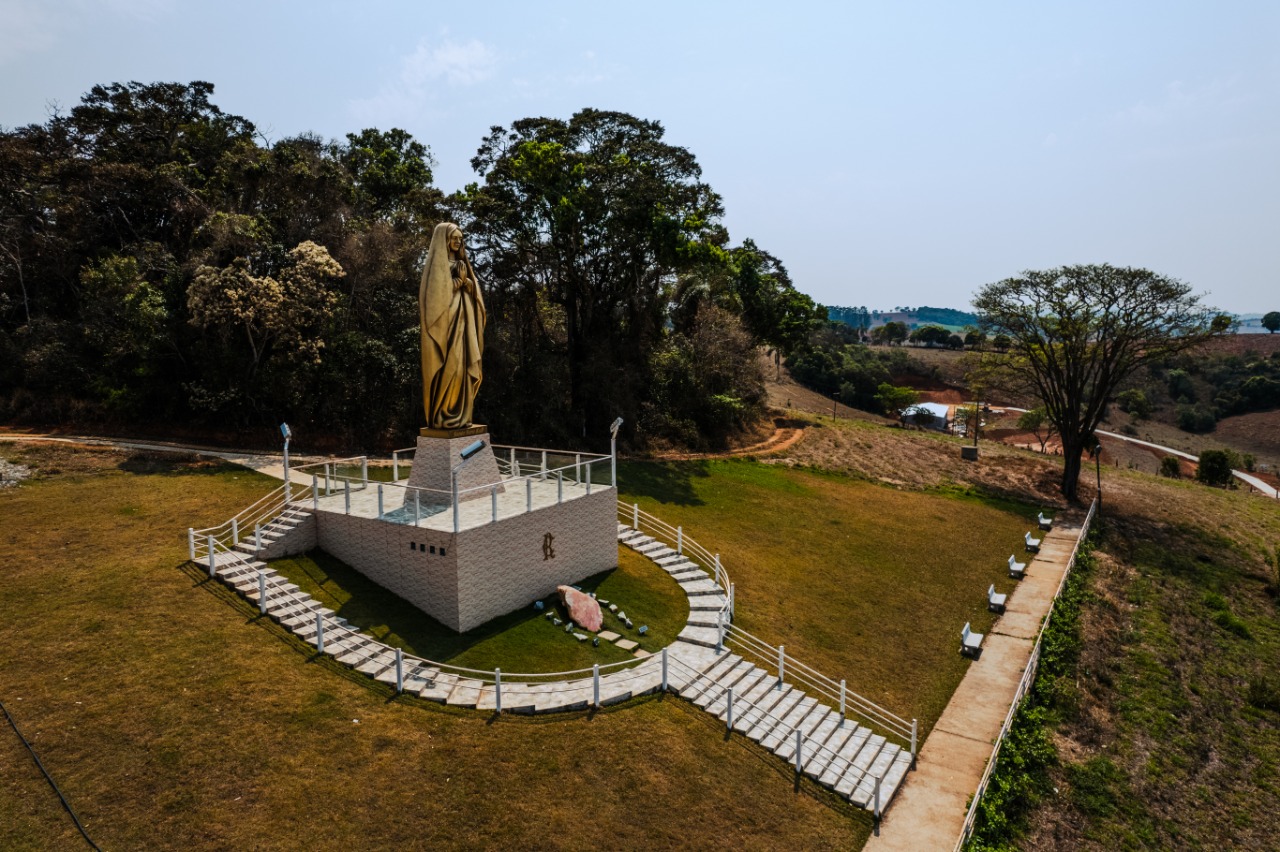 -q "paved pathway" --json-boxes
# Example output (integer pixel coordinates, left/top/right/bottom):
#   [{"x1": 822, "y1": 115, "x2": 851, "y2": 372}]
[{"x1": 863, "y1": 515, "x2": 1086, "y2": 851}]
